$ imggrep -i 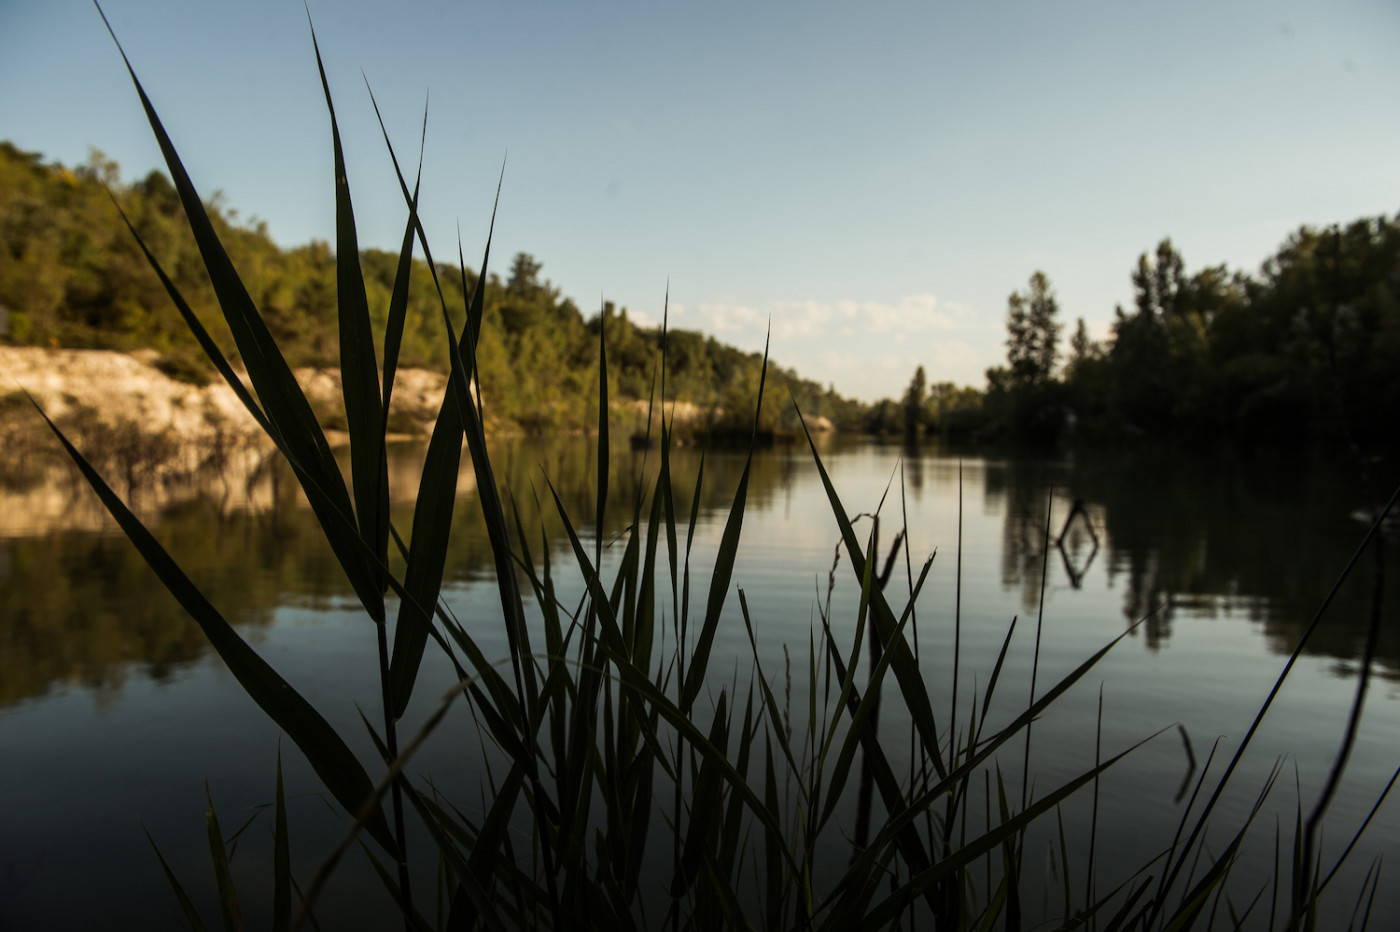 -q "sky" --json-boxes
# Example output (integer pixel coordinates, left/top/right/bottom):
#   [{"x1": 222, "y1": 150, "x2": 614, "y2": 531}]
[{"x1": 3, "y1": 1, "x2": 1398, "y2": 402}]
